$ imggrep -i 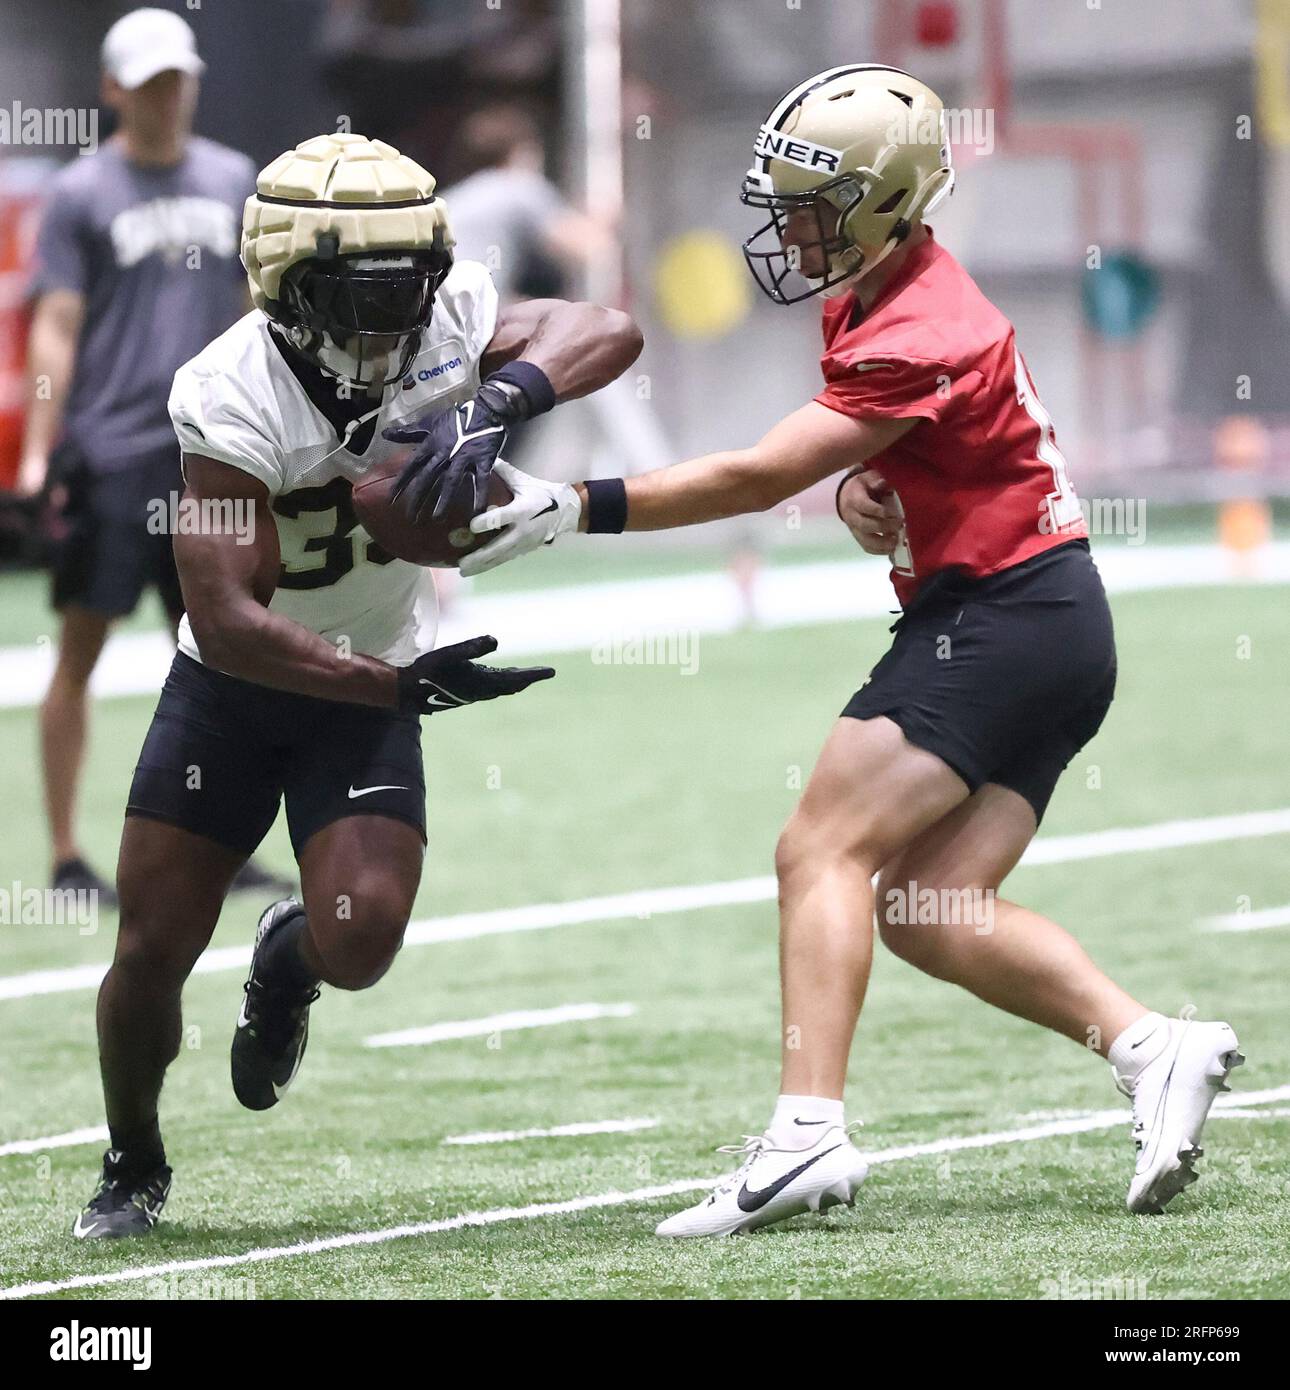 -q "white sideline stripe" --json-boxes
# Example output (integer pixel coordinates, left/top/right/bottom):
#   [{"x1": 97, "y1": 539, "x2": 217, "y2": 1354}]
[
  {"x1": 4, "y1": 1083, "x2": 1286, "y2": 1300},
  {"x1": 0, "y1": 1125, "x2": 108, "y2": 1158},
  {"x1": 1021, "y1": 807, "x2": 1290, "y2": 866},
  {"x1": 3, "y1": 541, "x2": 1290, "y2": 710},
  {"x1": 1201, "y1": 904, "x2": 1290, "y2": 933},
  {"x1": 364, "y1": 1001, "x2": 636, "y2": 1048},
  {"x1": 443, "y1": 1118, "x2": 658, "y2": 1146},
  {"x1": 6, "y1": 805, "x2": 1290, "y2": 1006},
  {"x1": 0, "y1": 1180, "x2": 713, "y2": 1301}
]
